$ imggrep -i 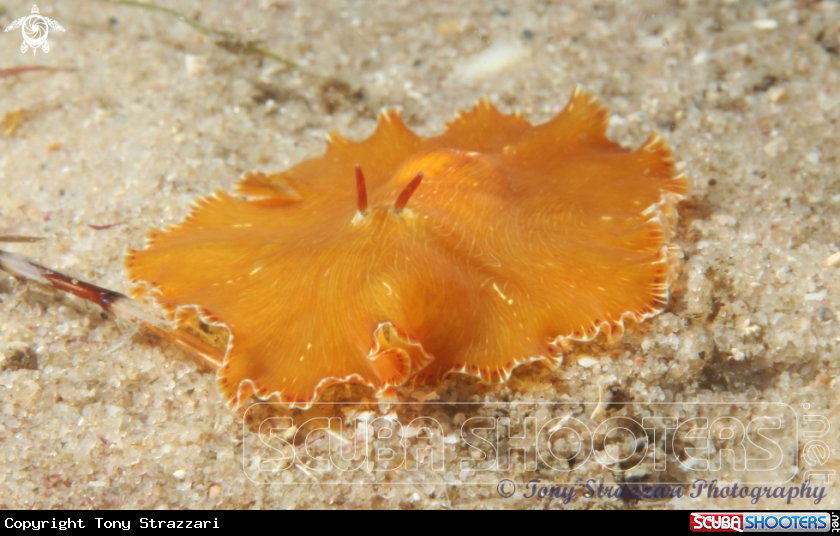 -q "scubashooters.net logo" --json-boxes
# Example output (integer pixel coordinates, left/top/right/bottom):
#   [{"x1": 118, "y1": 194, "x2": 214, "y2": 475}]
[
  {"x1": 690, "y1": 512, "x2": 832, "y2": 532},
  {"x1": 242, "y1": 401, "x2": 833, "y2": 505}
]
